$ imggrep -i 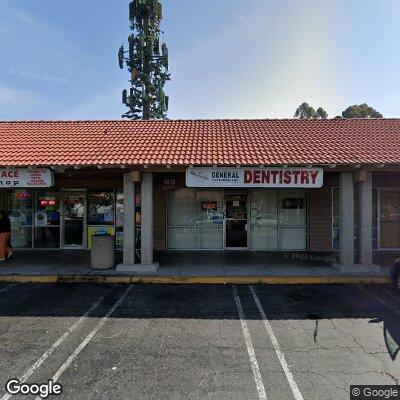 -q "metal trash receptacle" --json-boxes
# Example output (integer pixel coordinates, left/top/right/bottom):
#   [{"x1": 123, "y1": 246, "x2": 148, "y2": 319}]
[{"x1": 91, "y1": 234, "x2": 115, "y2": 270}]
